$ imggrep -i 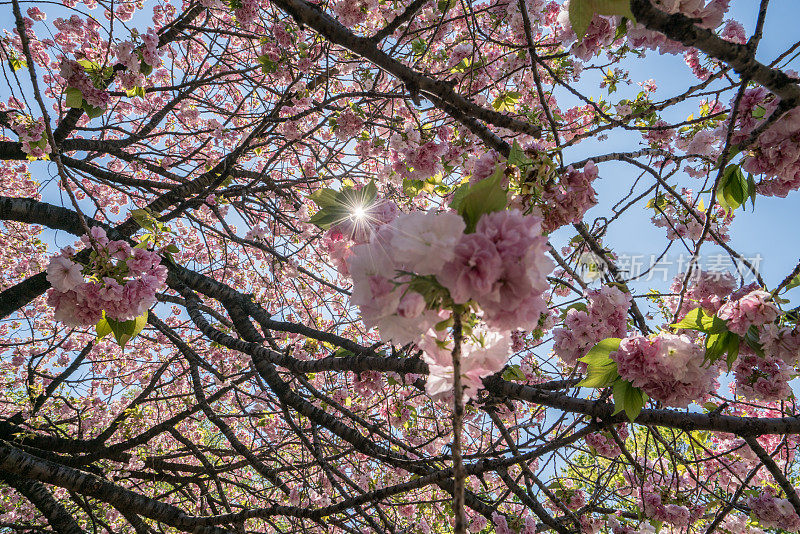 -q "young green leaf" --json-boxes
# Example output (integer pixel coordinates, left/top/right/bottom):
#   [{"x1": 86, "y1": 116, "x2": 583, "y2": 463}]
[
  {"x1": 671, "y1": 308, "x2": 728, "y2": 334},
  {"x1": 96, "y1": 315, "x2": 112, "y2": 341},
  {"x1": 82, "y1": 102, "x2": 106, "y2": 119},
  {"x1": 578, "y1": 337, "x2": 622, "y2": 388},
  {"x1": 502, "y1": 364, "x2": 527, "y2": 382},
  {"x1": 107, "y1": 311, "x2": 148, "y2": 348},
  {"x1": 784, "y1": 274, "x2": 800, "y2": 293},
  {"x1": 717, "y1": 164, "x2": 749, "y2": 213},
  {"x1": 65, "y1": 87, "x2": 84, "y2": 109},
  {"x1": 309, "y1": 188, "x2": 339, "y2": 209},
  {"x1": 612, "y1": 380, "x2": 647, "y2": 422},
  {"x1": 130, "y1": 209, "x2": 155, "y2": 231},
  {"x1": 457, "y1": 166, "x2": 508, "y2": 232},
  {"x1": 507, "y1": 140, "x2": 532, "y2": 168}
]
